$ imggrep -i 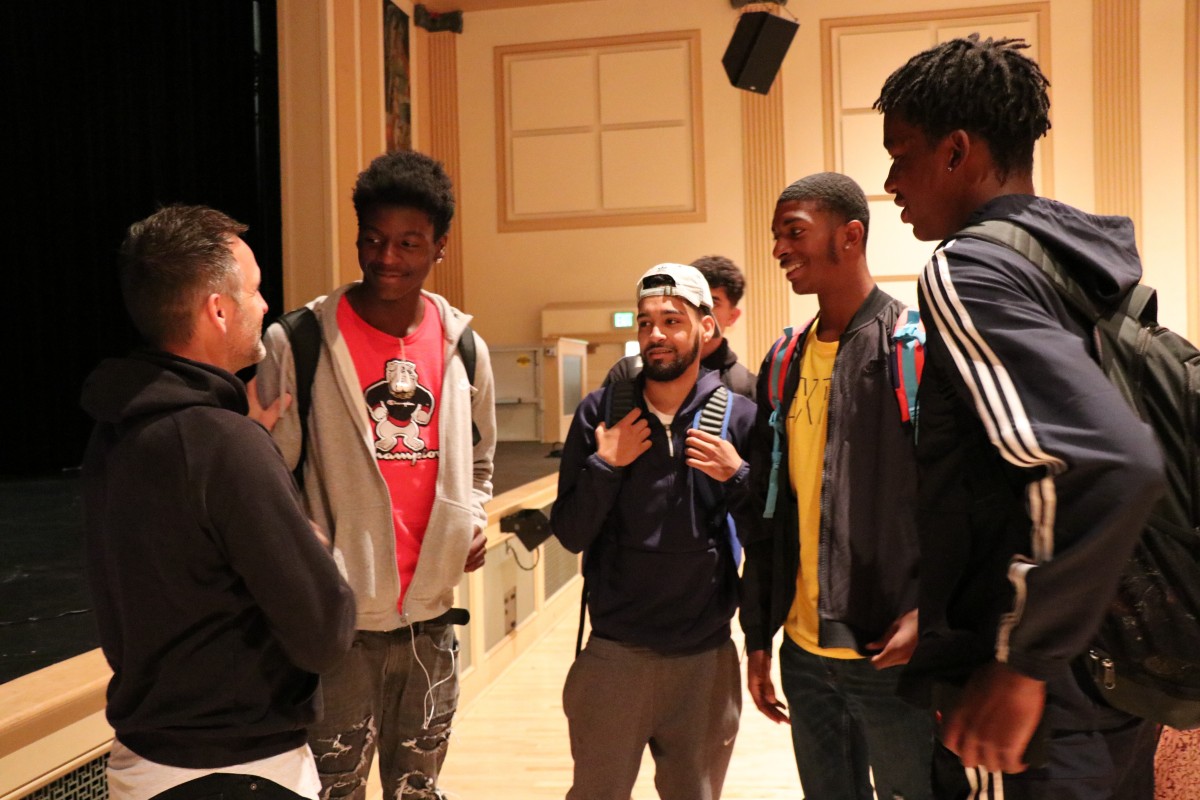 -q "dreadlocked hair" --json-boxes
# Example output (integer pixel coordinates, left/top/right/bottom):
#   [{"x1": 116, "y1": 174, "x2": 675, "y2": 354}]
[{"x1": 873, "y1": 34, "x2": 1051, "y2": 180}]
